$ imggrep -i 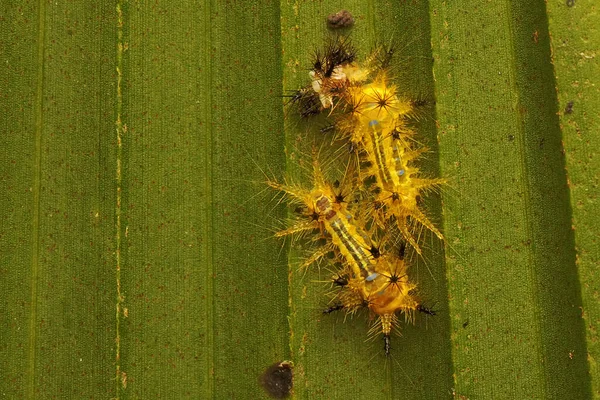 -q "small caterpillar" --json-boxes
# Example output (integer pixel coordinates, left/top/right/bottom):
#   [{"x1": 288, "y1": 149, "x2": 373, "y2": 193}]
[
  {"x1": 267, "y1": 159, "x2": 379, "y2": 274},
  {"x1": 267, "y1": 158, "x2": 432, "y2": 354}
]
